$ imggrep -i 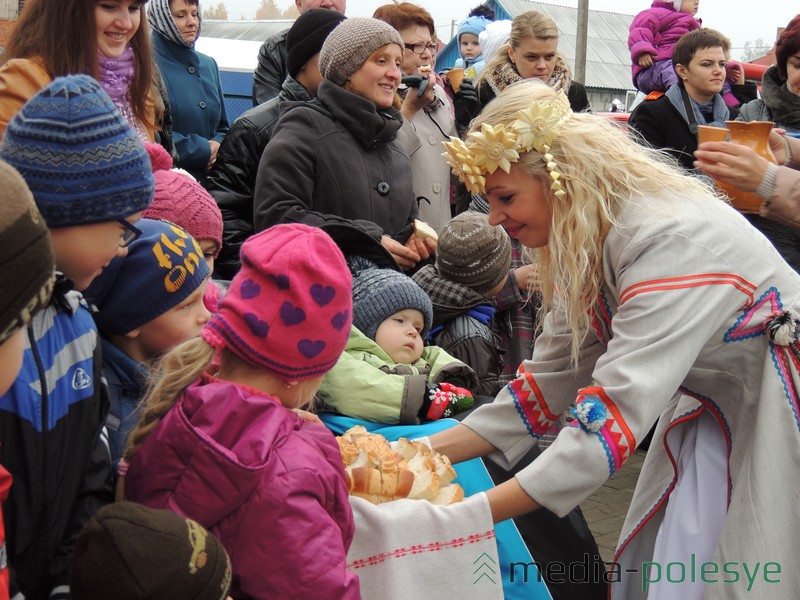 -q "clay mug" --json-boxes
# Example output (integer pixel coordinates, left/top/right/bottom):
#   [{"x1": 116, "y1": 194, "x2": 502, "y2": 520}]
[
  {"x1": 446, "y1": 68, "x2": 465, "y2": 93},
  {"x1": 699, "y1": 121, "x2": 777, "y2": 214}
]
